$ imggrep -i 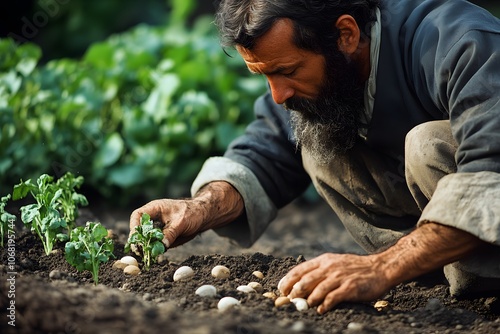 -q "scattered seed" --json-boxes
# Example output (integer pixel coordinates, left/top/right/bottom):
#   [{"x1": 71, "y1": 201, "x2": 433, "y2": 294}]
[
  {"x1": 275, "y1": 296, "x2": 291, "y2": 307},
  {"x1": 124, "y1": 265, "x2": 141, "y2": 276},
  {"x1": 237, "y1": 285, "x2": 256, "y2": 293},
  {"x1": 195, "y1": 285, "x2": 217, "y2": 298},
  {"x1": 252, "y1": 271, "x2": 264, "y2": 279},
  {"x1": 173, "y1": 266, "x2": 195, "y2": 281},
  {"x1": 217, "y1": 297, "x2": 240, "y2": 312},
  {"x1": 247, "y1": 282, "x2": 263, "y2": 293},
  {"x1": 374, "y1": 300, "x2": 390, "y2": 311},
  {"x1": 291, "y1": 298, "x2": 309, "y2": 311},
  {"x1": 112, "y1": 260, "x2": 128, "y2": 270},
  {"x1": 263, "y1": 292, "x2": 278, "y2": 300},
  {"x1": 211, "y1": 265, "x2": 230, "y2": 279},
  {"x1": 120, "y1": 256, "x2": 139, "y2": 267}
]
